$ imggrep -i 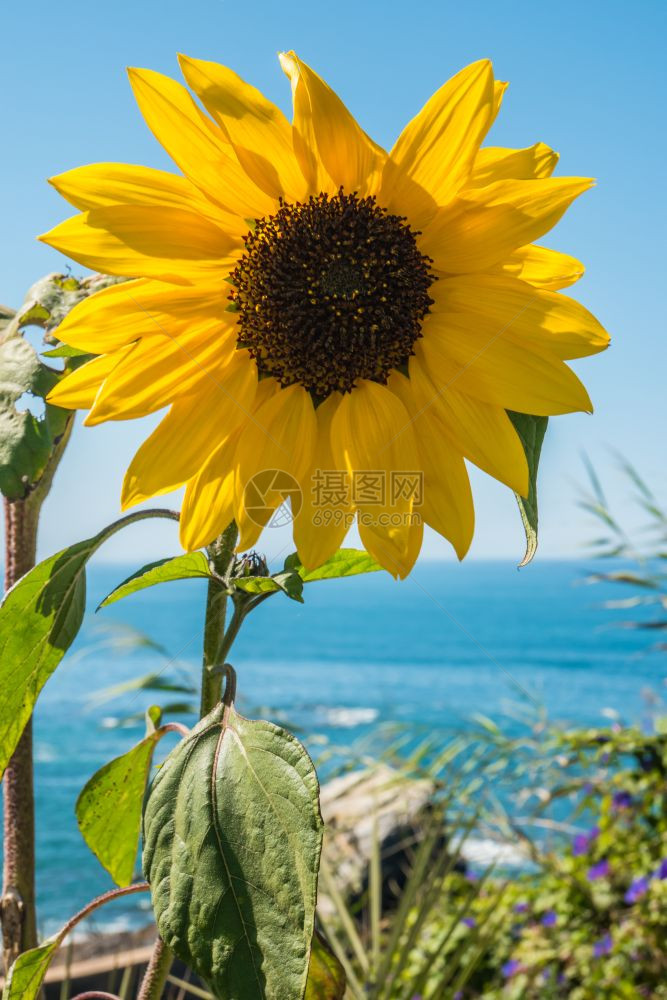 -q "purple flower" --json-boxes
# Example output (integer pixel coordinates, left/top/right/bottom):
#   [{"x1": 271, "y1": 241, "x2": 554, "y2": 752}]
[
  {"x1": 541, "y1": 910, "x2": 557, "y2": 927},
  {"x1": 612, "y1": 791, "x2": 633, "y2": 811},
  {"x1": 587, "y1": 859, "x2": 611, "y2": 881},
  {"x1": 461, "y1": 916, "x2": 476, "y2": 928},
  {"x1": 573, "y1": 827, "x2": 599, "y2": 856},
  {"x1": 453, "y1": 994, "x2": 463, "y2": 1000},
  {"x1": 655, "y1": 858, "x2": 667, "y2": 880},
  {"x1": 593, "y1": 932, "x2": 613, "y2": 958},
  {"x1": 625, "y1": 876, "x2": 649, "y2": 904},
  {"x1": 501, "y1": 959, "x2": 521, "y2": 978},
  {"x1": 513, "y1": 901, "x2": 529, "y2": 914}
]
